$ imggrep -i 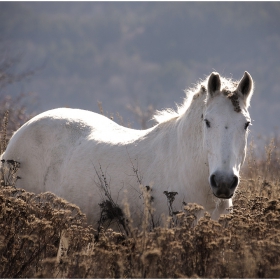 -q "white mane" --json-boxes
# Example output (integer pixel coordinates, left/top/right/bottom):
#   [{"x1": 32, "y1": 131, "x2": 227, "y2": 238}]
[{"x1": 153, "y1": 75, "x2": 239, "y2": 124}]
